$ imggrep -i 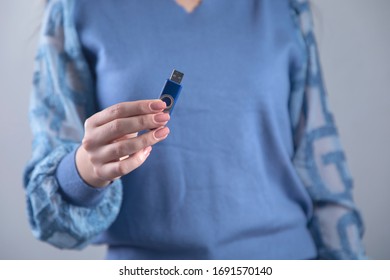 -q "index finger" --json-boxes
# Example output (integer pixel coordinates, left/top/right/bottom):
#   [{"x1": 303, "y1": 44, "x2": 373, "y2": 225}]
[{"x1": 88, "y1": 99, "x2": 166, "y2": 128}]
